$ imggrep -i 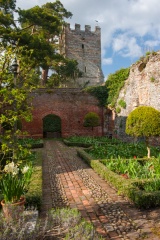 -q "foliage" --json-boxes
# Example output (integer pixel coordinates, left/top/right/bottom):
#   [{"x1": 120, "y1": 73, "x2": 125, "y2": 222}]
[
  {"x1": 65, "y1": 136, "x2": 122, "y2": 145},
  {"x1": 47, "y1": 58, "x2": 82, "y2": 87},
  {"x1": 116, "y1": 107, "x2": 121, "y2": 114},
  {"x1": 118, "y1": 99, "x2": 126, "y2": 109},
  {"x1": 0, "y1": 207, "x2": 104, "y2": 239},
  {"x1": 126, "y1": 106, "x2": 160, "y2": 157},
  {"x1": 77, "y1": 148, "x2": 160, "y2": 208},
  {"x1": 105, "y1": 68, "x2": 130, "y2": 107},
  {"x1": 0, "y1": 0, "x2": 73, "y2": 86},
  {"x1": 25, "y1": 150, "x2": 42, "y2": 210},
  {"x1": 84, "y1": 86, "x2": 108, "y2": 107},
  {"x1": 86, "y1": 141, "x2": 160, "y2": 159},
  {"x1": 0, "y1": 46, "x2": 39, "y2": 164},
  {"x1": 101, "y1": 157, "x2": 160, "y2": 180},
  {"x1": 0, "y1": 161, "x2": 33, "y2": 203},
  {"x1": 83, "y1": 112, "x2": 100, "y2": 130},
  {"x1": 18, "y1": 138, "x2": 43, "y2": 149},
  {"x1": 43, "y1": 114, "x2": 61, "y2": 132}
]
